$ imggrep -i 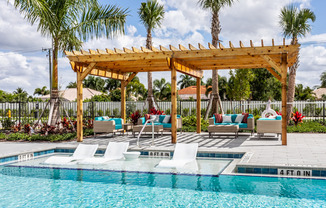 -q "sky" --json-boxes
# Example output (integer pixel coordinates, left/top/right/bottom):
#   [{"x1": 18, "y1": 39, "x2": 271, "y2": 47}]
[{"x1": 0, "y1": 0, "x2": 325, "y2": 95}]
